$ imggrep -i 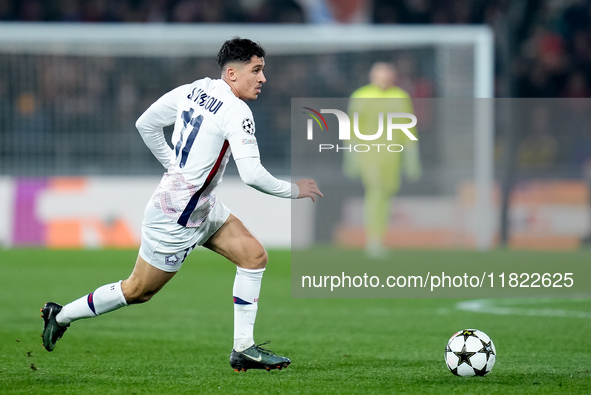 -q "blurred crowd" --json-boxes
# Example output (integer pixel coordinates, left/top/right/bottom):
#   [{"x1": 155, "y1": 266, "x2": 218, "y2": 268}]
[
  {"x1": 0, "y1": 0, "x2": 305, "y2": 23},
  {"x1": 1, "y1": 0, "x2": 590, "y2": 98}
]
